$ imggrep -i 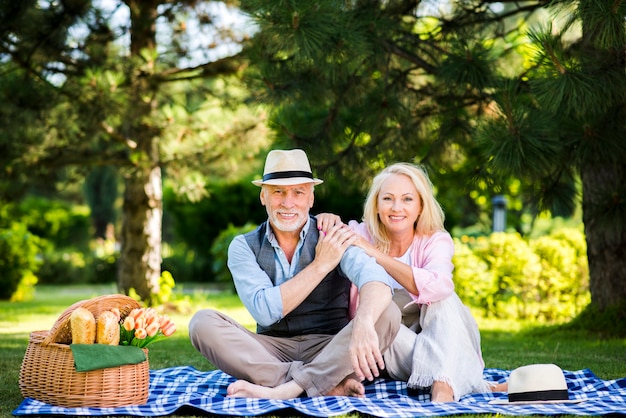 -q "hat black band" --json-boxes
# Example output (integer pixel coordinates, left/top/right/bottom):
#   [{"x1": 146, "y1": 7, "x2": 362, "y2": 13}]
[
  {"x1": 509, "y1": 389, "x2": 569, "y2": 402},
  {"x1": 262, "y1": 171, "x2": 314, "y2": 181}
]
